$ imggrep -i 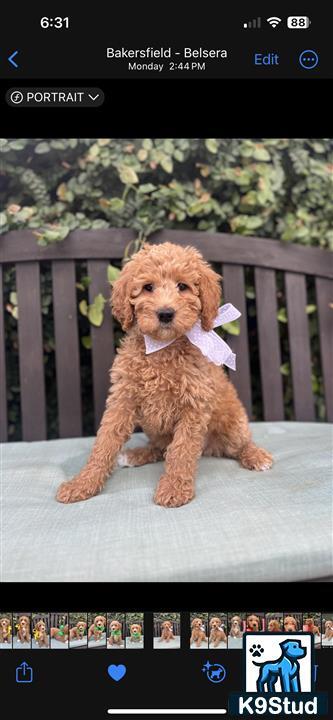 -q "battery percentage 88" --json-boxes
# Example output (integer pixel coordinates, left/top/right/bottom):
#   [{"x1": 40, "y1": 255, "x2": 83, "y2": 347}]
[{"x1": 287, "y1": 16, "x2": 311, "y2": 29}]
